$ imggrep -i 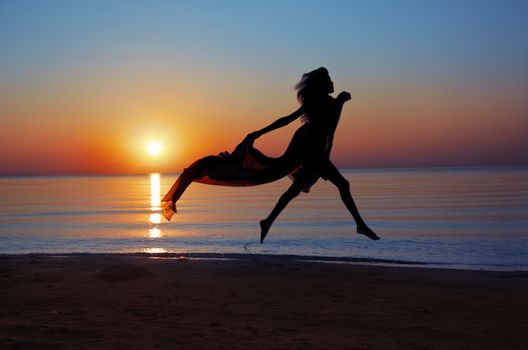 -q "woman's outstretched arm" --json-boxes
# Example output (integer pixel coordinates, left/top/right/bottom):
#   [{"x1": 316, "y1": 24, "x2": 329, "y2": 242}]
[{"x1": 250, "y1": 106, "x2": 304, "y2": 138}]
